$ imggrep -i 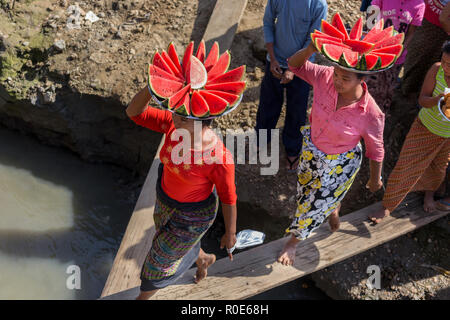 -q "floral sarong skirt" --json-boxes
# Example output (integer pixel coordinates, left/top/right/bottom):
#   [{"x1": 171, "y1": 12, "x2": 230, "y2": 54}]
[{"x1": 286, "y1": 126, "x2": 362, "y2": 240}]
